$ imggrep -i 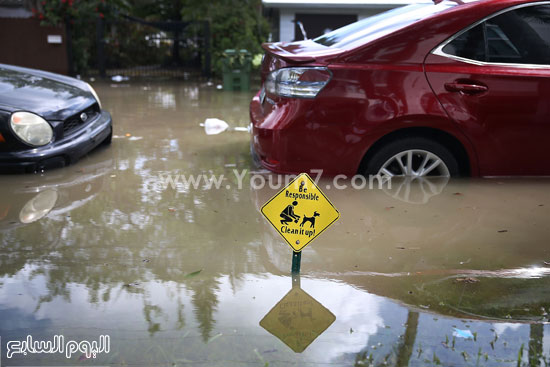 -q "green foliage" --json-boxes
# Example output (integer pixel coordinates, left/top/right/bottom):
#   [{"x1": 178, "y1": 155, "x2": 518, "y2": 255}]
[
  {"x1": 30, "y1": 0, "x2": 130, "y2": 74},
  {"x1": 222, "y1": 50, "x2": 252, "y2": 72},
  {"x1": 252, "y1": 53, "x2": 263, "y2": 67},
  {"x1": 29, "y1": 0, "x2": 270, "y2": 76},
  {"x1": 31, "y1": 0, "x2": 130, "y2": 26},
  {"x1": 130, "y1": 0, "x2": 183, "y2": 21},
  {"x1": 103, "y1": 22, "x2": 174, "y2": 69},
  {"x1": 181, "y1": 0, "x2": 269, "y2": 76}
]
